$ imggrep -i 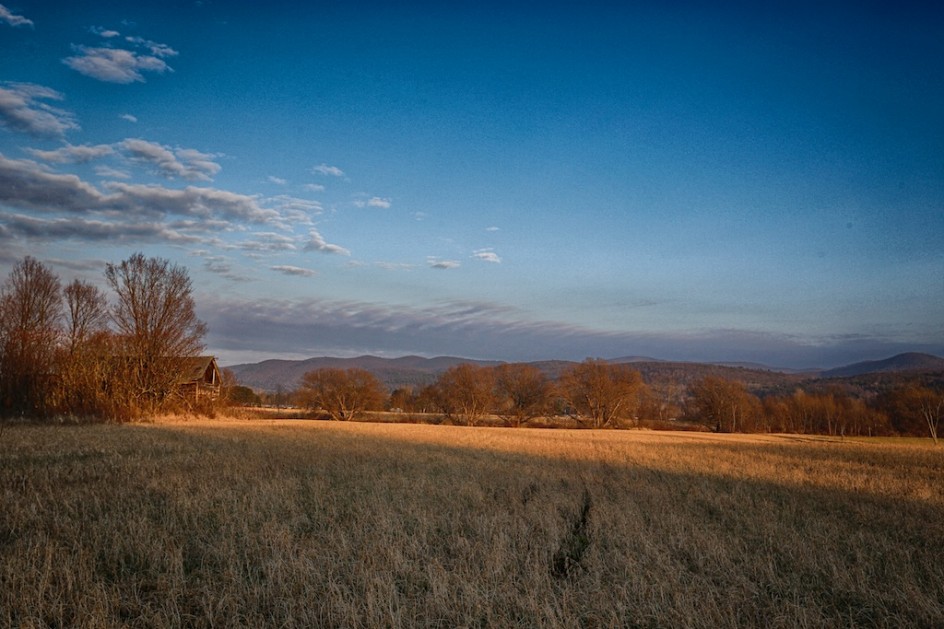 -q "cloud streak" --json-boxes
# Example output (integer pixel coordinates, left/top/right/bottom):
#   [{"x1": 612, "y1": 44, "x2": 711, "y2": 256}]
[
  {"x1": 0, "y1": 4, "x2": 32, "y2": 27},
  {"x1": 271, "y1": 265, "x2": 318, "y2": 277},
  {"x1": 311, "y1": 163, "x2": 344, "y2": 177},
  {"x1": 63, "y1": 46, "x2": 173, "y2": 83},
  {"x1": 355, "y1": 196, "x2": 392, "y2": 208},
  {"x1": 27, "y1": 143, "x2": 114, "y2": 163},
  {"x1": 0, "y1": 153, "x2": 277, "y2": 225},
  {"x1": 201, "y1": 295, "x2": 944, "y2": 368},
  {"x1": 305, "y1": 228, "x2": 350, "y2": 256},
  {"x1": 473, "y1": 248, "x2": 501, "y2": 263},
  {"x1": 0, "y1": 83, "x2": 79, "y2": 138},
  {"x1": 62, "y1": 34, "x2": 178, "y2": 84},
  {"x1": 120, "y1": 139, "x2": 221, "y2": 181},
  {"x1": 428, "y1": 257, "x2": 460, "y2": 269}
]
